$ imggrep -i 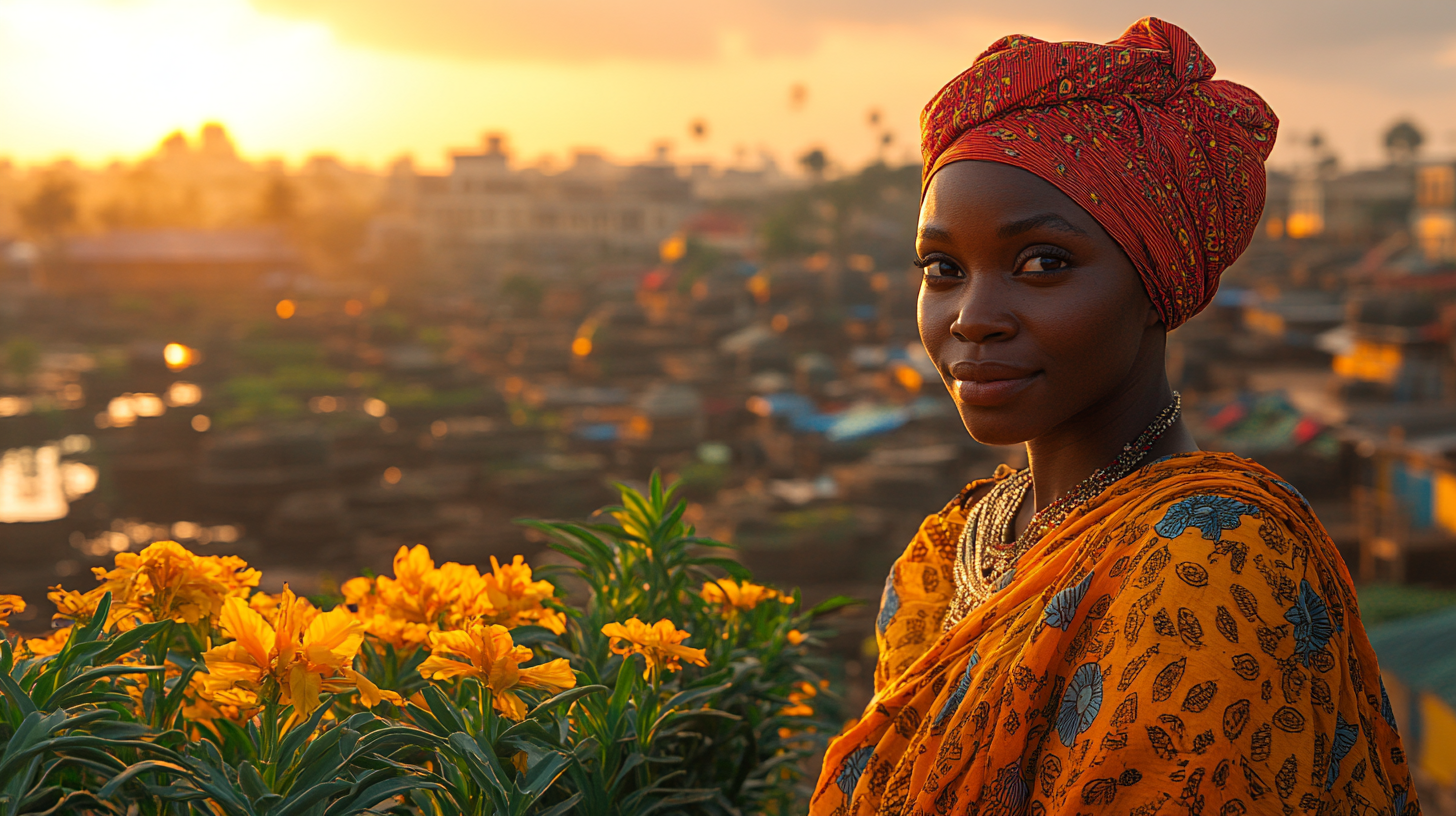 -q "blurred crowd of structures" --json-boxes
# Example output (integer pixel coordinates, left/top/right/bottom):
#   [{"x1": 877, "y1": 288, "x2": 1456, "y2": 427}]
[{"x1": 5, "y1": 120, "x2": 1456, "y2": 806}]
